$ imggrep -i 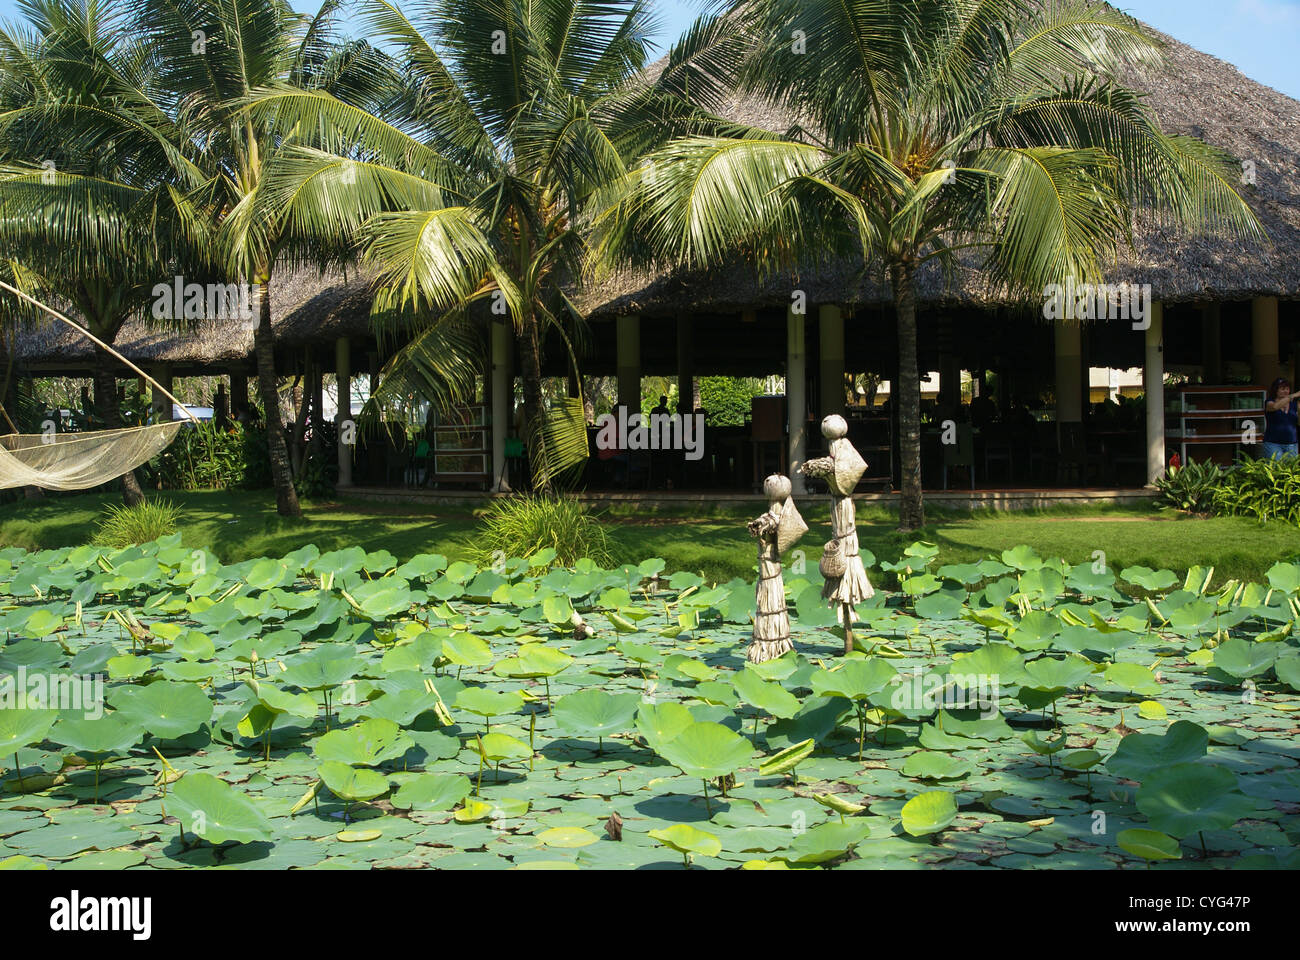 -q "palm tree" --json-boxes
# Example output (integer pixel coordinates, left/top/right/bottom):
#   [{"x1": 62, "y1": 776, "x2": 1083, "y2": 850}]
[
  {"x1": 0, "y1": 0, "x2": 211, "y2": 506},
  {"x1": 246, "y1": 0, "x2": 742, "y2": 490},
  {"x1": 129, "y1": 0, "x2": 391, "y2": 516},
  {"x1": 597, "y1": 0, "x2": 1264, "y2": 529}
]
